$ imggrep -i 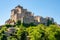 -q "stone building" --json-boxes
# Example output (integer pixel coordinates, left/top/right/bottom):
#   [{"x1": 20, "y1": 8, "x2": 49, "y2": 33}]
[
  {"x1": 5, "y1": 5, "x2": 34, "y2": 25},
  {"x1": 5, "y1": 5, "x2": 54, "y2": 25}
]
